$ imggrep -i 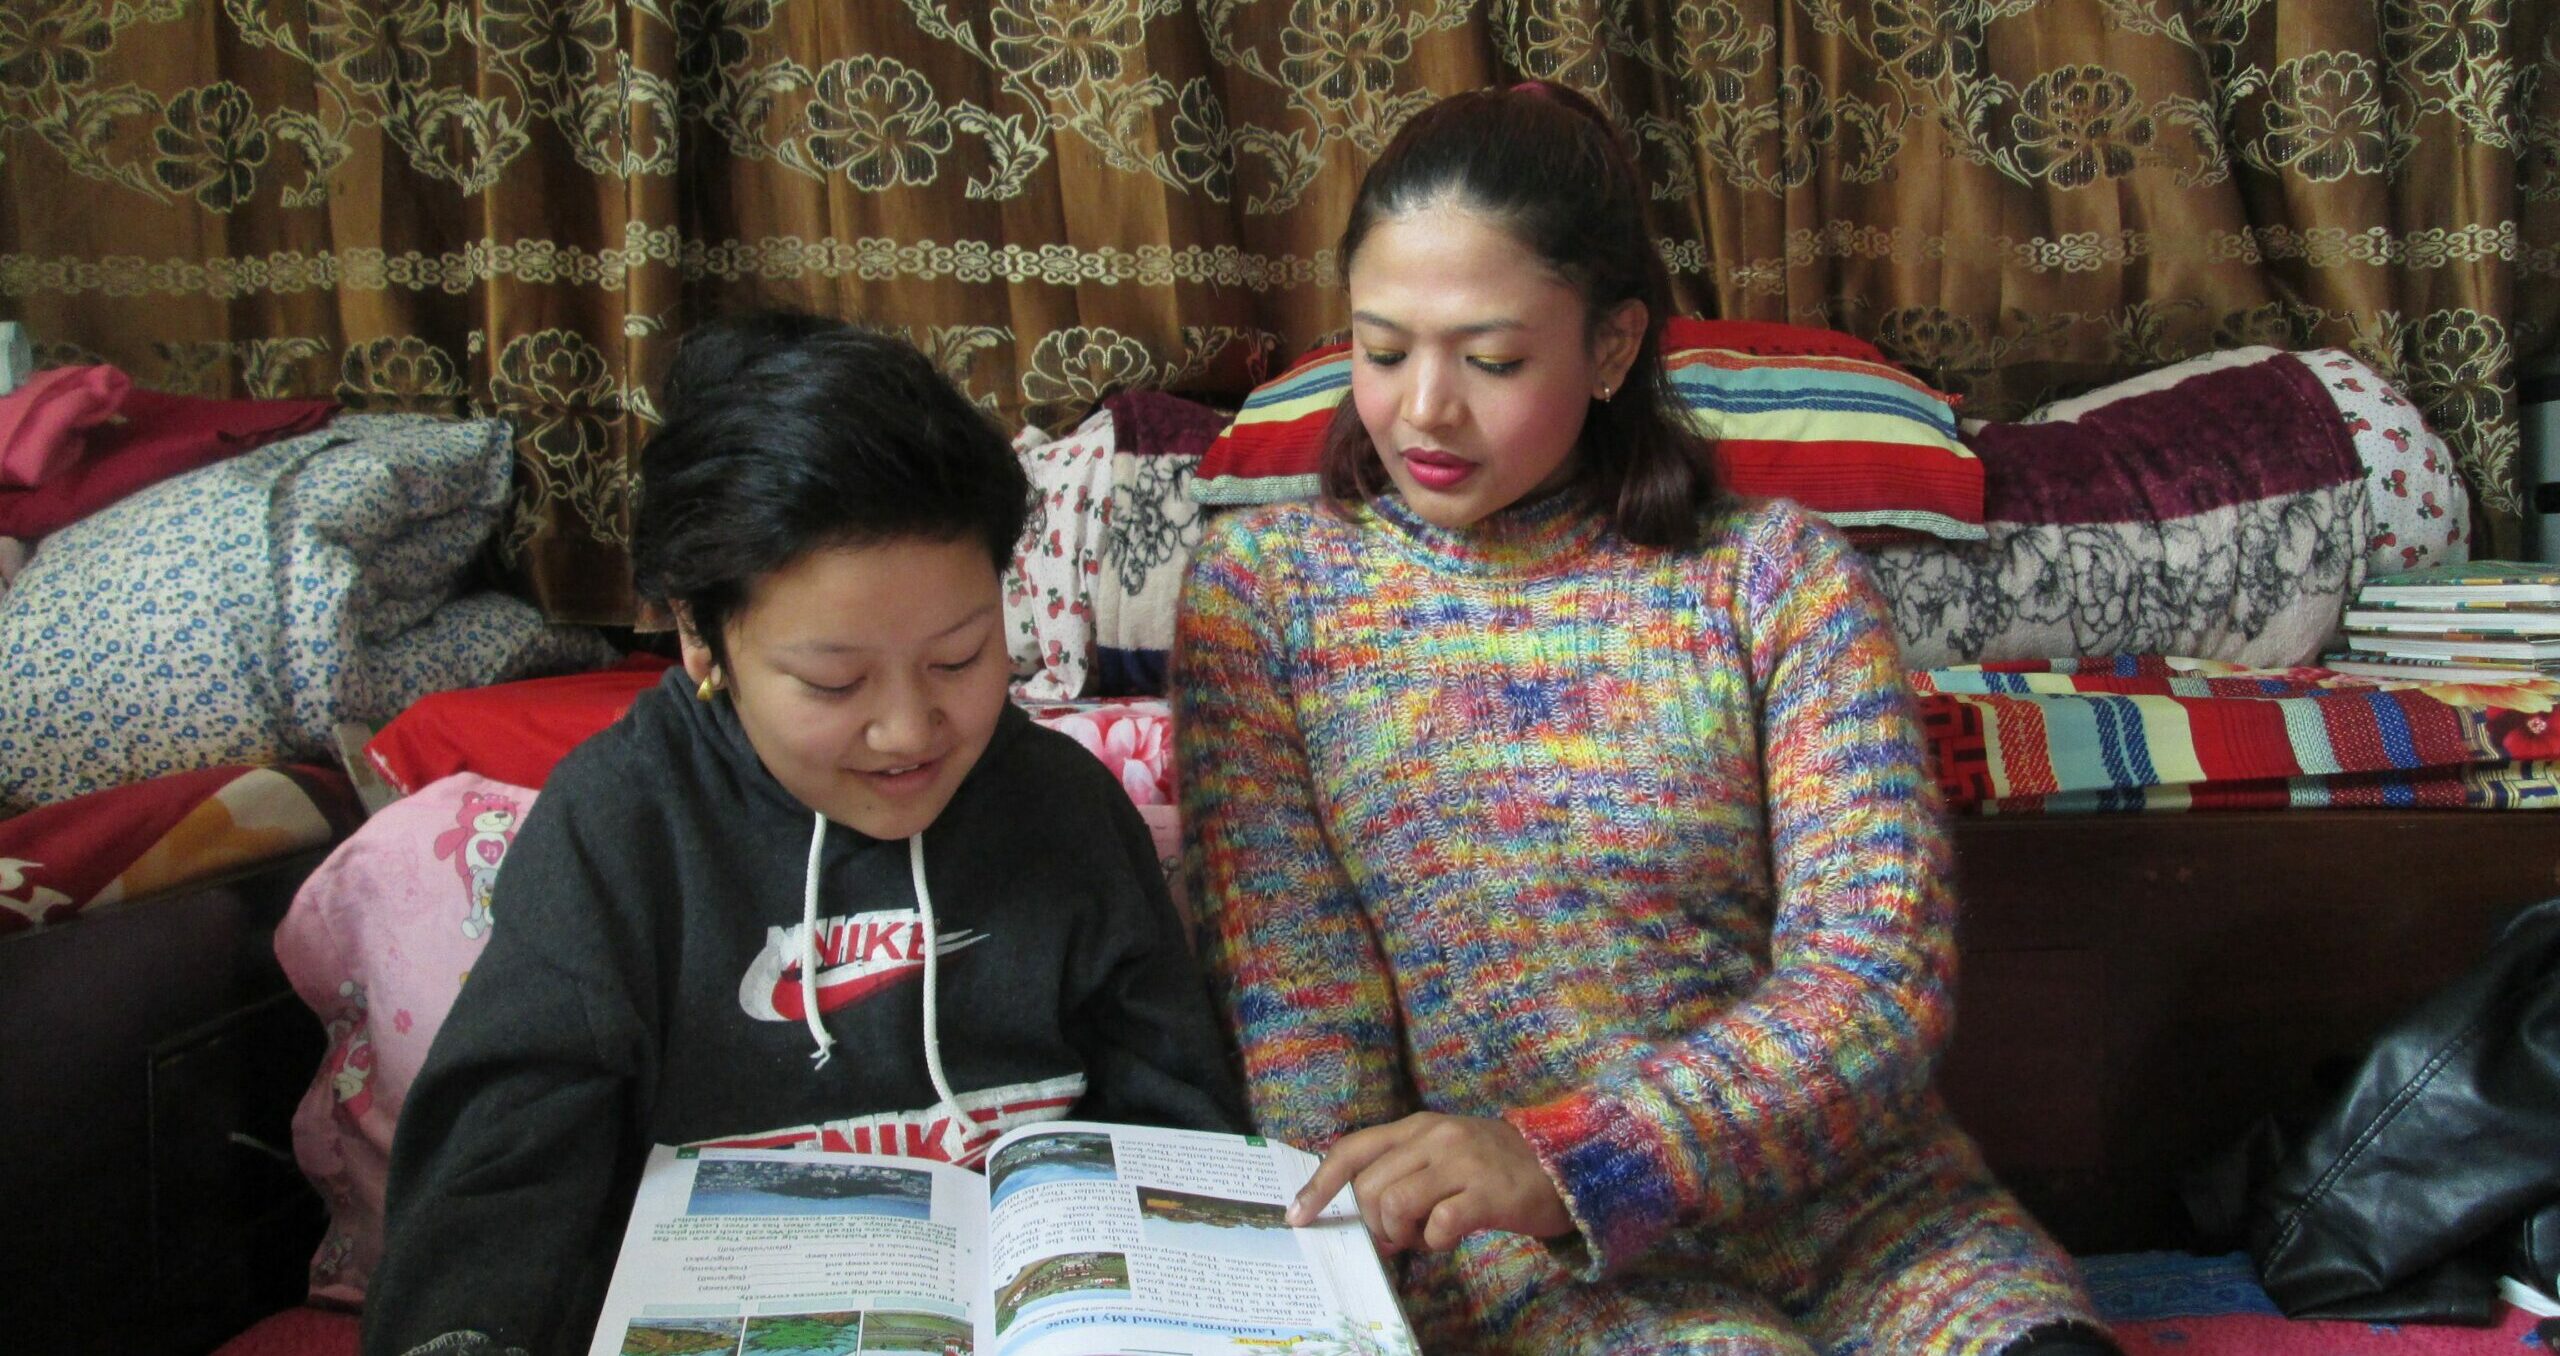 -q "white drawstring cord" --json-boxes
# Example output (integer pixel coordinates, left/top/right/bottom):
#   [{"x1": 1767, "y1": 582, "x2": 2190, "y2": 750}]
[
  {"x1": 800, "y1": 812, "x2": 835, "y2": 1068},
  {"x1": 912, "y1": 834, "x2": 970, "y2": 1157},
  {"x1": 799, "y1": 816, "x2": 970, "y2": 1156}
]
